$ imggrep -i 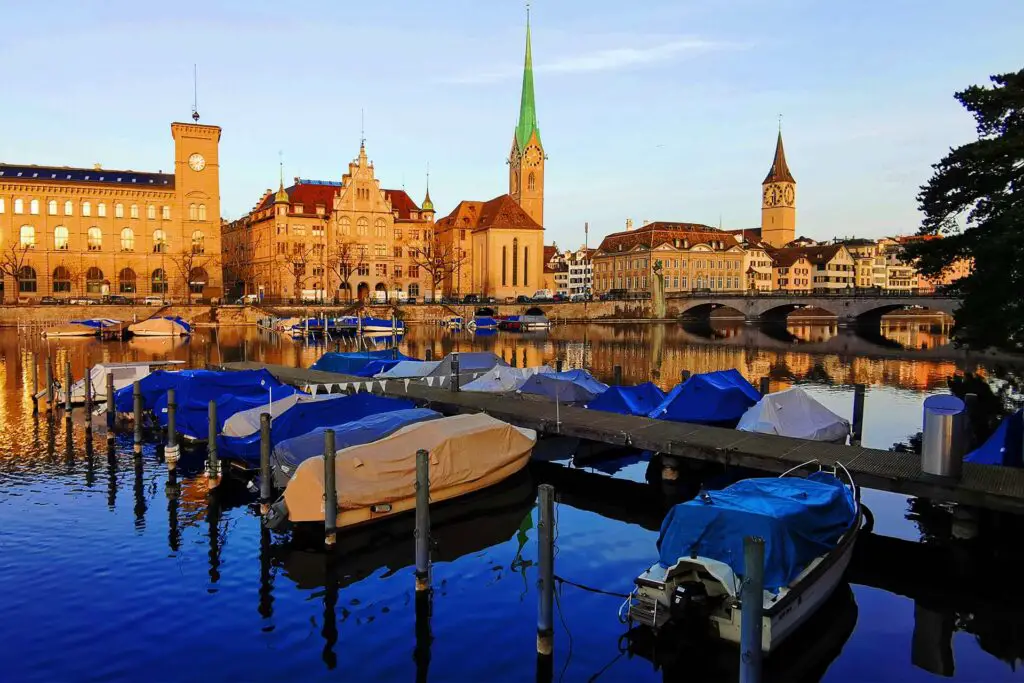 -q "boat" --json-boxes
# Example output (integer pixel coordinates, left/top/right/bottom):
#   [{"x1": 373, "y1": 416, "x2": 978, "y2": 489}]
[
  {"x1": 966, "y1": 407, "x2": 1023, "y2": 467},
  {"x1": 42, "y1": 318, "x2": 121, "y2": 338},
  {"x1": 737, "y1": 387, "x2": 851, "y2": 443},
  {"x1": 311, "y1": 349, "x2": 416, "y2": 375},
  {"x1": 441, "y1": 315, "x2": 464, "y2": 330},
  {"x1": 58, "y1": 360, "x2": 186, "y2": 405},
  {"x1": 275, "y1": 413, "x2": 536, "y2": 530},
  {"x1": 520, "y1": 314, "x2": 552, "y2": 330},
  {"x1": 626, "y1": 461, "x2": 860, "y2": 654},
  {"x1": 462, "y1": 365, "x2": 554, "y2": 393},
  {"x1": 374, "y1": 360, "x2": 443, "y2": 379},
  {"x1": 128, "y1": 315, "x2": 192, "y2": 337},
  {"x1": 497, "y1": 315, "x2": 522, "y2": 331},
  {"x1": 471, "y1": 315, "x2": 498, "y2": 330},
  {"x1": 586, "y1": 382, "x2": 666, "y2": 416},
  {"x1": 360, "y1": 317, "x2": 405, "y2": 334},
  {"x1": 518, "y1": 369, "x2": 609, "y2": 403},
  {"x1": 648, "y1": 369, "x2": 761, "y2": 427},
  {"x1": 113, "y1": 367, "x2": 294, "y2": 415},
  {"x1": 427, "y1": 352, "x2": 508, "y2": 387}
]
